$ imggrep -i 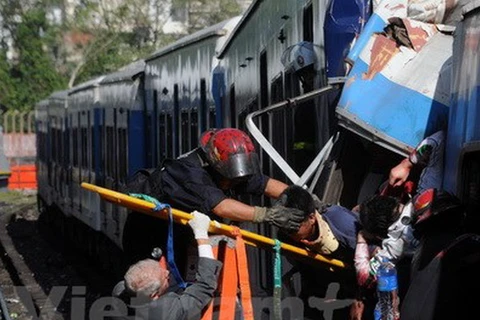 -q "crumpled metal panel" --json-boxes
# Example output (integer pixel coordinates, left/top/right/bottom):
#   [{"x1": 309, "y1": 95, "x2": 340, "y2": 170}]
[{"x1": 337, "y1": 18, "x2": 452, "y2": 155}]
